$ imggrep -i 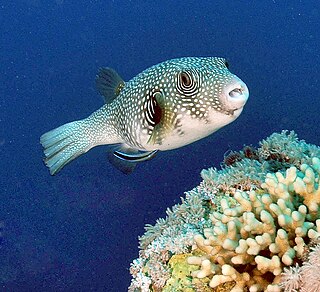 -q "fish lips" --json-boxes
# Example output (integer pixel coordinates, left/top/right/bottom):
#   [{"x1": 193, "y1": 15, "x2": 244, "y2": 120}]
[{"x1": 223, "y1": 76, "x2": 249, "y2": 112}]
